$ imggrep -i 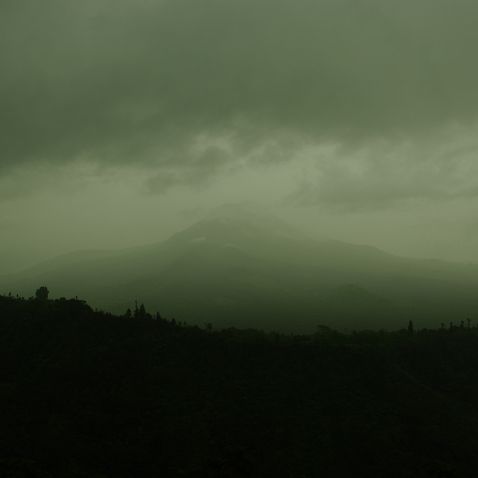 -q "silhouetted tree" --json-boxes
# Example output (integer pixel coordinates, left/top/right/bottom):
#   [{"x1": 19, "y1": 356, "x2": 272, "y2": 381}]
[
  {"x1": 35, "y1": 286, "x2": 49, "y2": 301},
  {"x1": 125, "y1": 308, "x2": 132, "y2": 319},
  {"x1": 407, "y1": 320, "x2": 414, "y2": 335},
  {"x1": 138, "y1": 304, "x2": 146, "y2": 319}
]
